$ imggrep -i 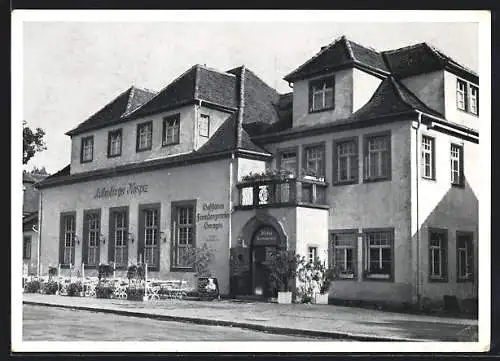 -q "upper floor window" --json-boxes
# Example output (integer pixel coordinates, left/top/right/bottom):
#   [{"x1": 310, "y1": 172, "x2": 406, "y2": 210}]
[
  {"x1": 304, "y1": 144, "x2": 326, "y2": 178},
  {"x1": 136, "y1": 121, "x2": 153, "y2": 152},
  {"x1": 364, "y1": 132, "x2": 391, "y2": 182},
  {"x1": 199, "y1": 114, "x2": 210, "y2": 138},
  {"x1": 457, "y1": 79, "x2": 479, "y2": 116},
  {"x1": 107, "y1": 129, "x2": 122, "y2": 157},
  {"x1": 469, "y1": 85, "x2": 479, "y2": 115},
  {"x1": 334, "y1": 138, "x2": 358, "y2": 184},
  {"x1": 163, "y1": 114, "x2": 180, "y2": 146},
  {"x1": 278, "y1": 148, "x2": 298, "y2": 176},
  {"x1": 80, "y1": 136, "x2": 94, "y2": 163},
  {"x1": 451, "y1": 144, "x2": 464, "y2": 187},
  {"x1": 421, "y1": 135, "x2": 435, "y2": 180},
  {"x1": 309, "y1": 77, "x2": 335, "y2": 112}
]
